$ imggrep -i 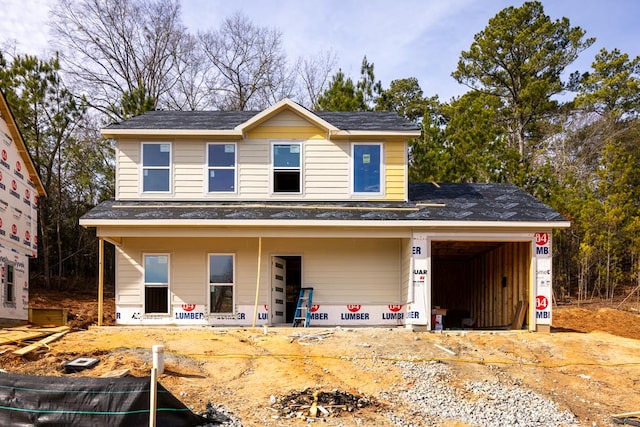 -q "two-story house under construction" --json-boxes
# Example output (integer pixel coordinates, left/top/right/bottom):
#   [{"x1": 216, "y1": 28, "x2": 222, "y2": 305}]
[{"x1": 80, "y1": 99, "x2": 569, "y2": 331}]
